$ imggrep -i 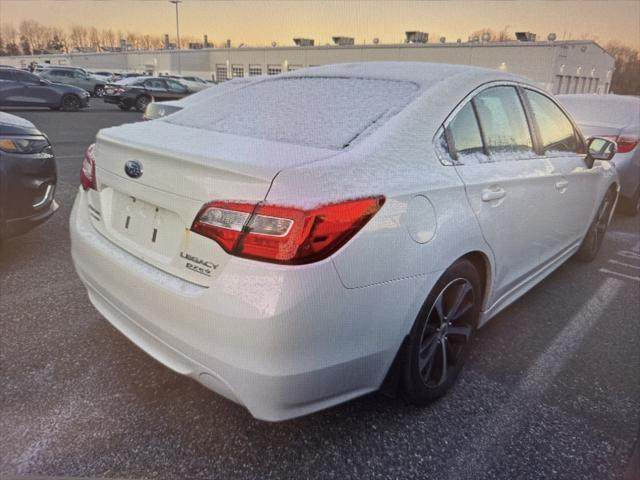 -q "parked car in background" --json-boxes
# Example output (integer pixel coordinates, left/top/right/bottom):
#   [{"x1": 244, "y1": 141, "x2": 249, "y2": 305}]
[
  {"x1": 90, "y1": 71, "x2": 117, "y2": 82},
  {"x1": 558, "y1": 94, "x2": 640, "y2": 215},
  {"x1": 0, "y1": 69, "x2": 90, "y2": 111},
  {"x1": 143, "y1": 77, "x2": 254, "y2": 120},
  {"x1": 71, "y1": 62, "x2": 618, "y2": 421},
  {"x1": 39, "y1": 67, "x2": 108, "y2": 97},
  {"x1": 165, "y1": 75, "x2": 211, "y2": 92},
  {"x1": 103, "y1": 76, "x2": 190, "y2": 112},
  {"x1": 0, "y1": 112, "x2": 58, "y2": 243}
]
